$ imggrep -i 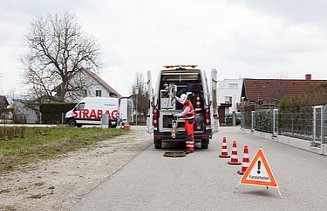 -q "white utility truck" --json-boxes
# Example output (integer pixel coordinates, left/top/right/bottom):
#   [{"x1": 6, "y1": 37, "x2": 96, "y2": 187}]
[
  {"x1": 65, "y1": 97, "x2": 133, "y2": 128},
  {"x1": 146, "y1": 65, "x2": 219, "y2": 149}
]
